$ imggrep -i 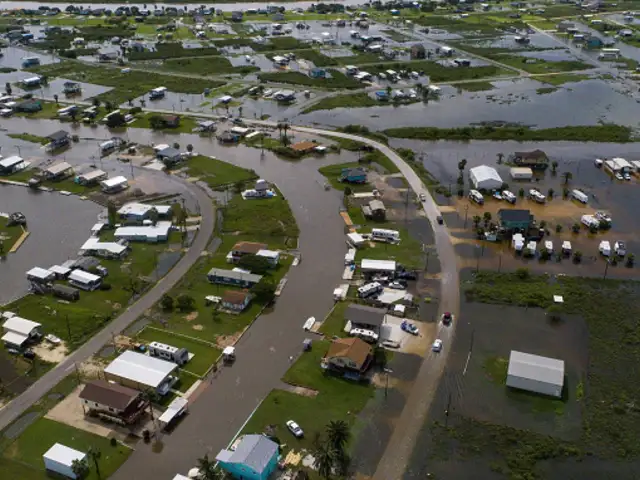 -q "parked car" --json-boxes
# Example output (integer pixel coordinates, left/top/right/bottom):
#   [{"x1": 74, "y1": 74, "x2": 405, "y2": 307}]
[
  {"x1": 7, "y1": 348, "x2": 19, "y2": 355},
  {"x1": 432, "y1": 339, "x2": 443, "y2": 352},
  {"x1": 401, "y1": 320, "x2": 419, "y2": 335},
  {"x1": 437, "y1": 215, "x2": 444, "y2": 225},
  {"x1": 45, "y1": 334, "x2": 61, "y2": 345},
  {"x1": 388, "y1": 280, "x2": 407, "y2": 290},
  {"x1": 615, "y1": 172, "x2": 624, "y2": 180},
  {"x1": 442, "y1": 312, "x2": 454, "y2": 325},
  {"x1": 397, "y1": 271, "x2": 417, "y2": 281},
  {"x1": 350, "y1": 328, "x2": 379, "y2": 343},
  {"x1": 419, "y1": 193, "x2": 426, "y2": 201},
  {"x1": 624, "y1": 172, "x2": 631, "y2": 181},
  {"x1": 23, "y1": 350, "x2": 36, "y2": 360},
  {"x1": 286, "y1": 420, "x2": 304, "y2": 438},
  {"x1": 380, "y1": 340, "x2": 401, "y2": 349}
]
